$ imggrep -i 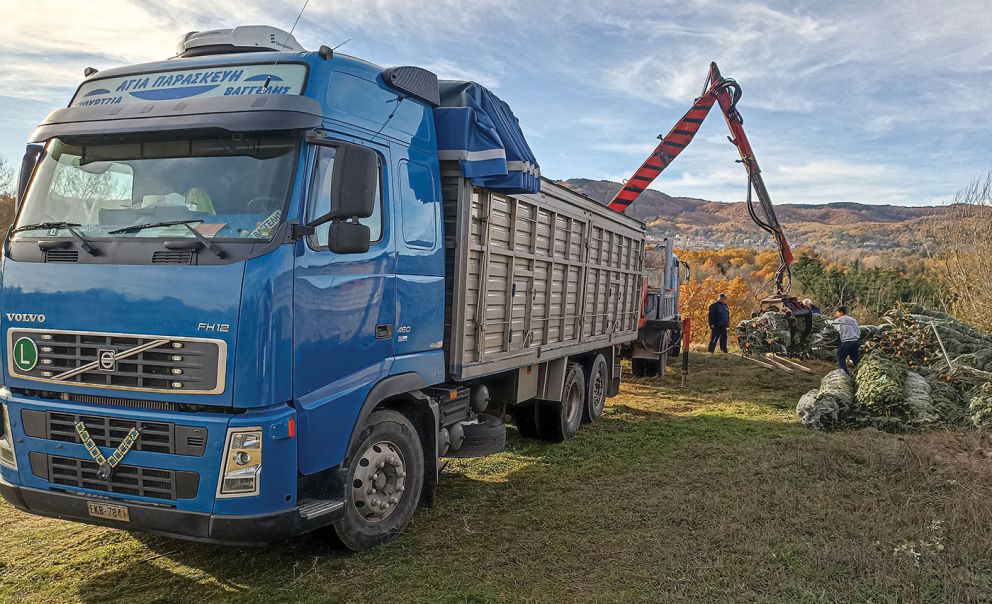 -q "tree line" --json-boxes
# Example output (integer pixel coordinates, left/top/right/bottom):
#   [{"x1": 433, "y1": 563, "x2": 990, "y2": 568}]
[{"x1": 0, "y1": 157, "x2": 14, "y2": 233}]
